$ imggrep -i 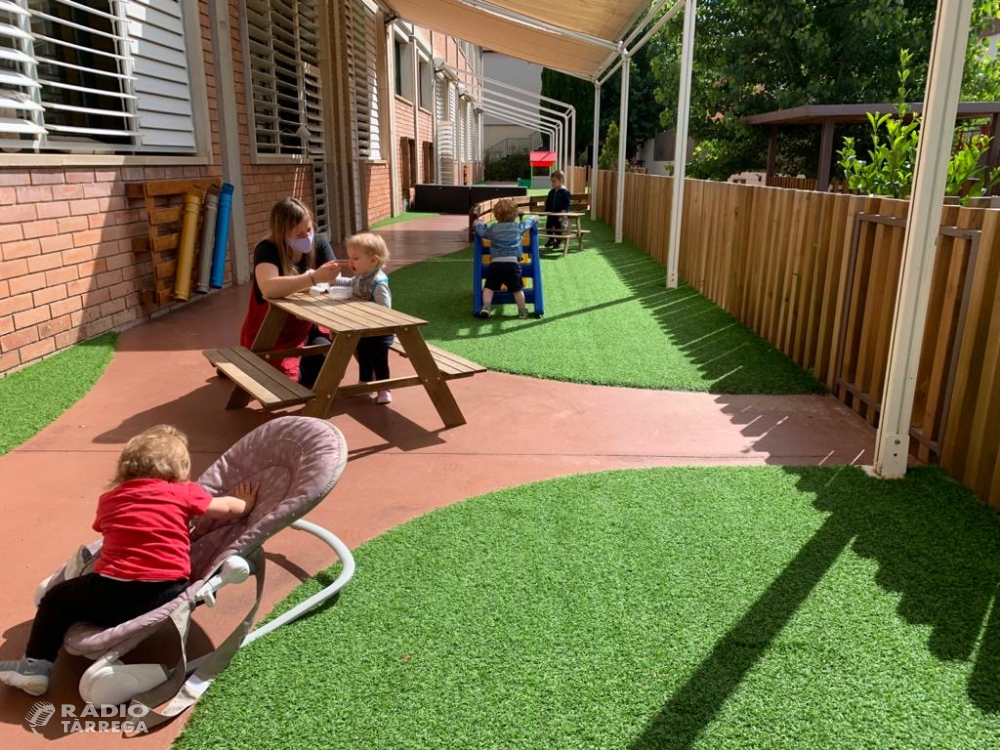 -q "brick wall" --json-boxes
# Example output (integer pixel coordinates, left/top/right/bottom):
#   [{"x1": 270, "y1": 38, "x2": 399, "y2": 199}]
[
  {"x1": 364, "y1": 163, "x2": 392, "y2": 225},
  {"x1": 0, "y1": 0, "x2": 317, "y2": 376}
]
